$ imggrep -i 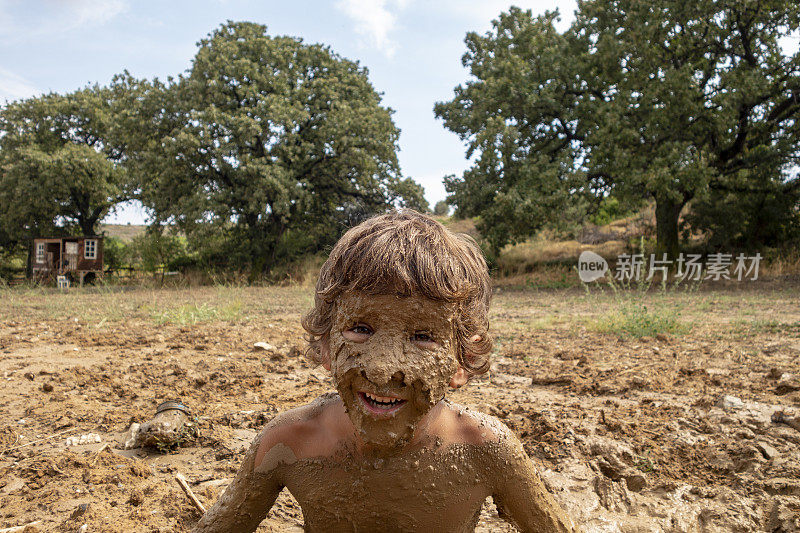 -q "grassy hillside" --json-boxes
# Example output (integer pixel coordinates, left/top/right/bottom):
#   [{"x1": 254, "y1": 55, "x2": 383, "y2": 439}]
[{"x1": 100, "y1": 224, "x2": 147, "y2": 242}]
